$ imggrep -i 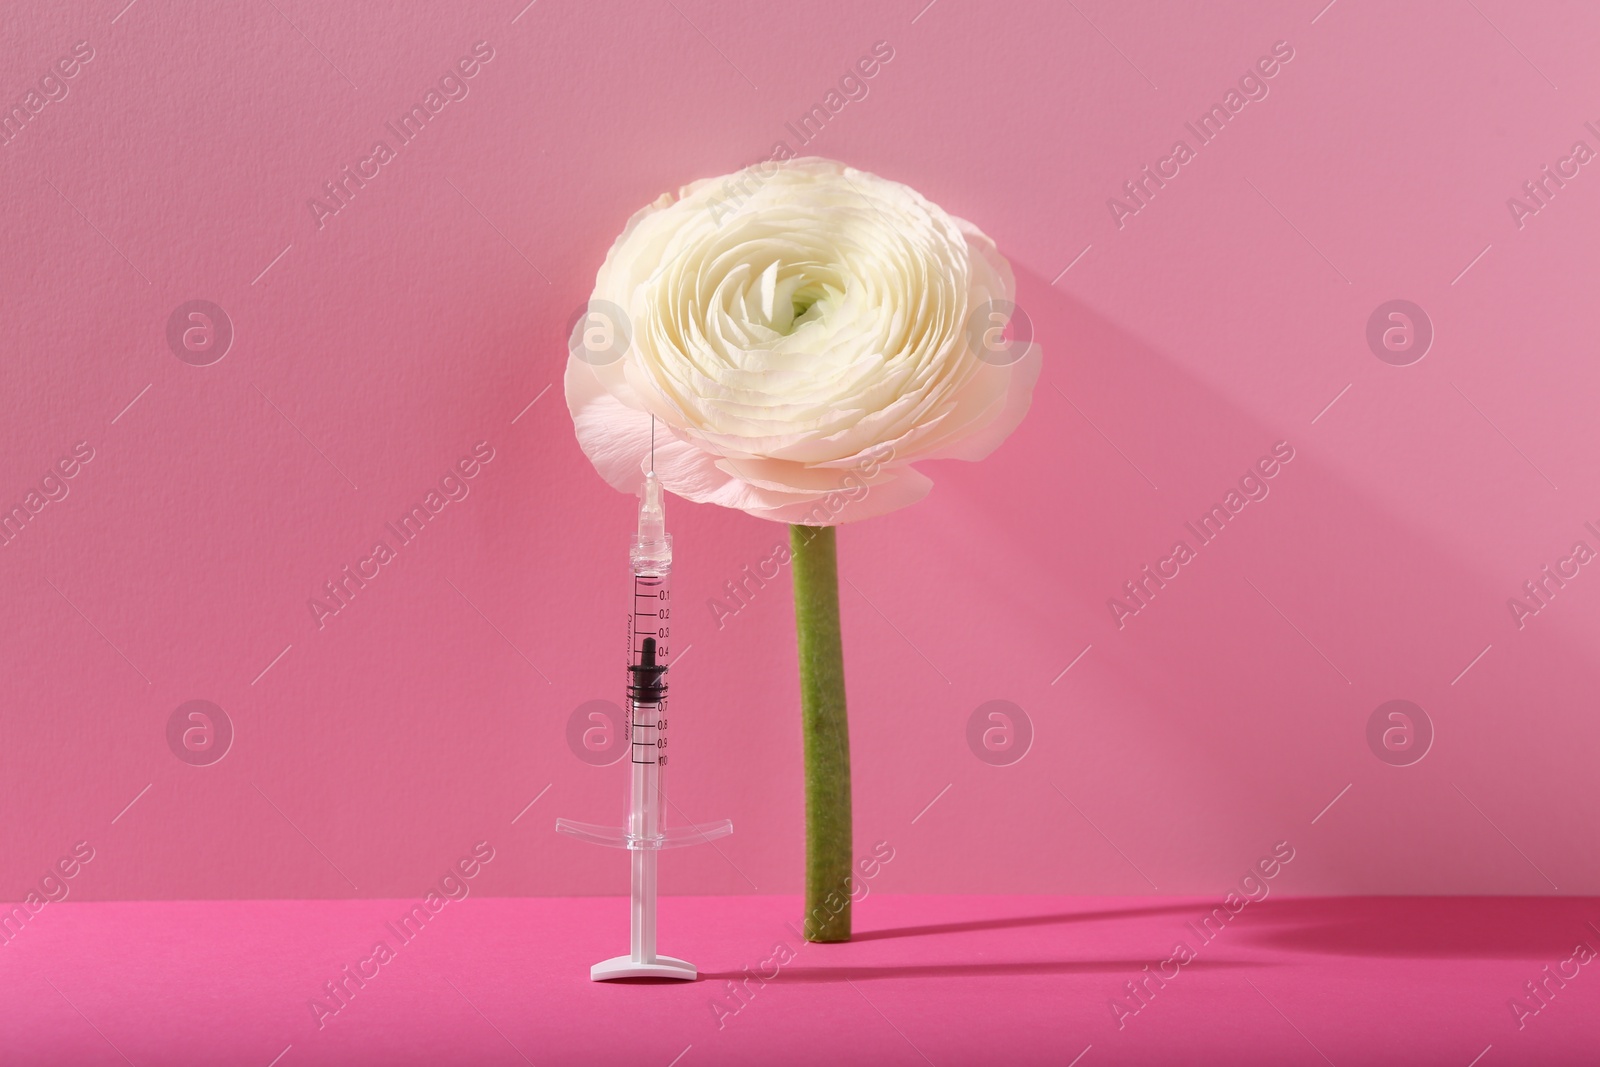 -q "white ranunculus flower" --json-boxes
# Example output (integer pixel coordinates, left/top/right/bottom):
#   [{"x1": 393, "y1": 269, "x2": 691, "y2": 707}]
[{"x1": 565, "y1": 156, "x2": 1039, "y2": 524}]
